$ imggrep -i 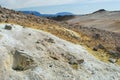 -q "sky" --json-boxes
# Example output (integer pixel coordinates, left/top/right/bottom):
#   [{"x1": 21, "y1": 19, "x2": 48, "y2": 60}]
[{"x1": 0, "y1": 0, "x2": 120, "y2": 14}]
